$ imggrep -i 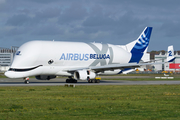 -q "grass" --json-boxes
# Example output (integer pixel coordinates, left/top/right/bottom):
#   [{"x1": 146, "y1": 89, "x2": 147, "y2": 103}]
[{"x1": 0, "y1": 85, "x2": 180, "y2": 119}]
